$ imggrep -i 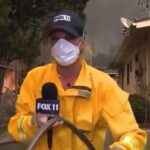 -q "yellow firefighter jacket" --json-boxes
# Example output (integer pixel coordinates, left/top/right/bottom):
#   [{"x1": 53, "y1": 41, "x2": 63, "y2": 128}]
[{"x1": 8, "y1": 60, "x2": 147, "y2": 150}]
